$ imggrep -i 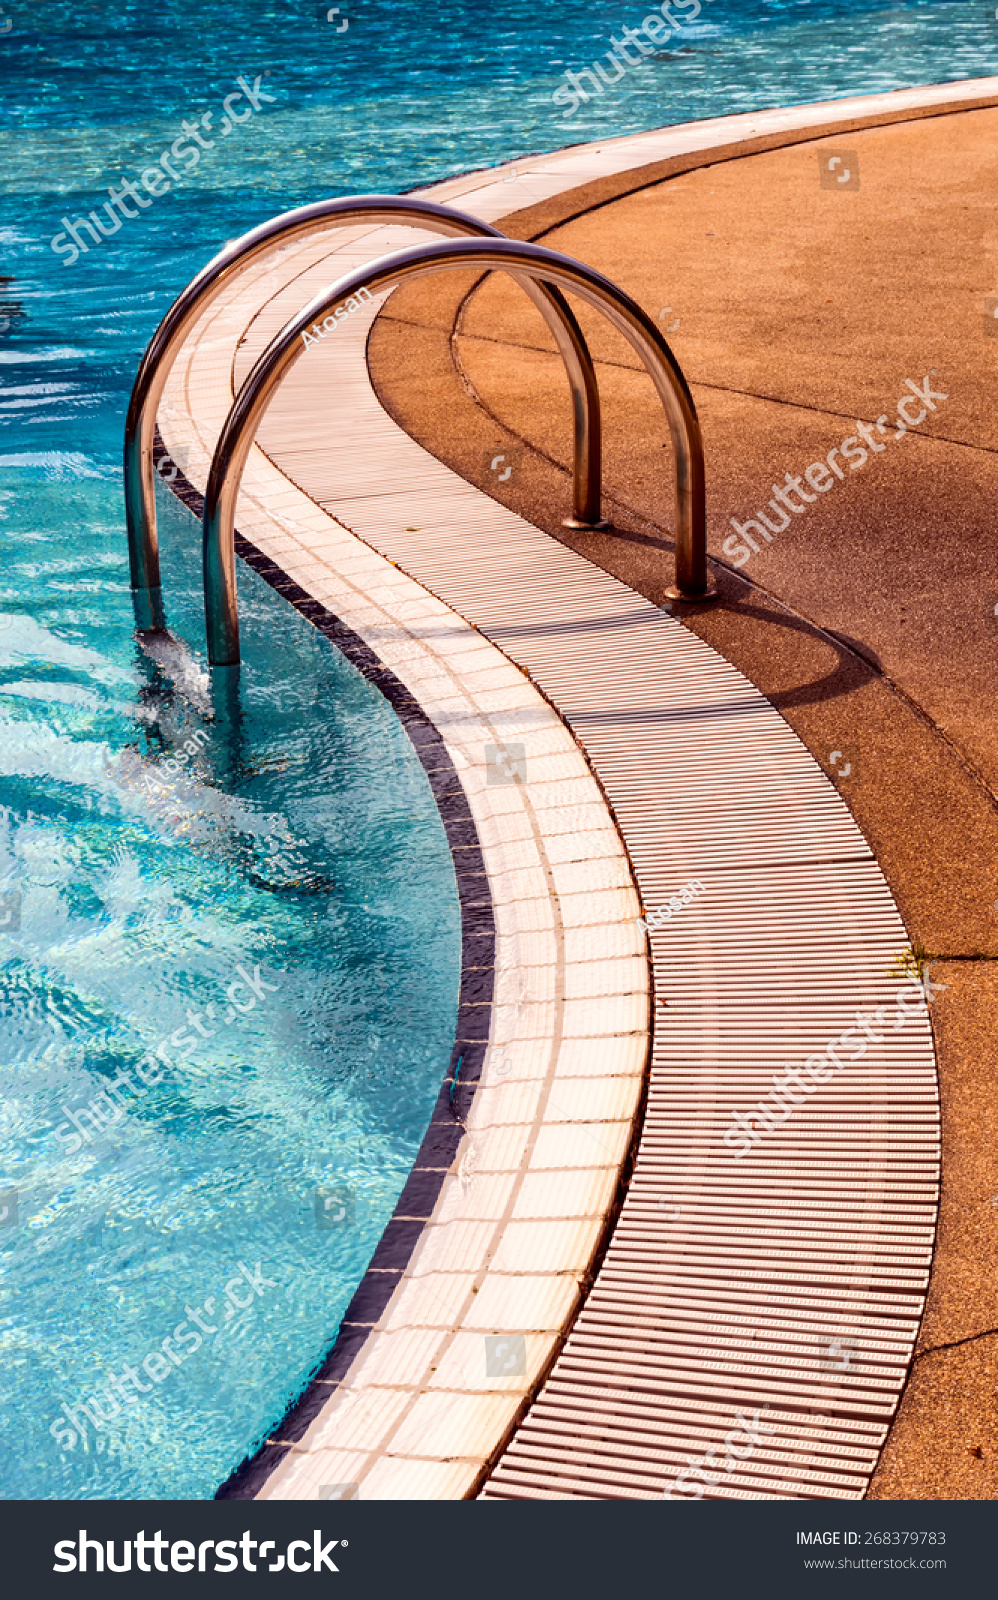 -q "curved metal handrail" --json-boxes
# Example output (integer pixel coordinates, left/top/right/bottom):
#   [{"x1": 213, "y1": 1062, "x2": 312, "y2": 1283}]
[
  {"x1": 202, "y1": 237, "x2": 715, "y2": 667},
  {"x1": 123, "y1": 196, "x2": 605, "y2": 633}
]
